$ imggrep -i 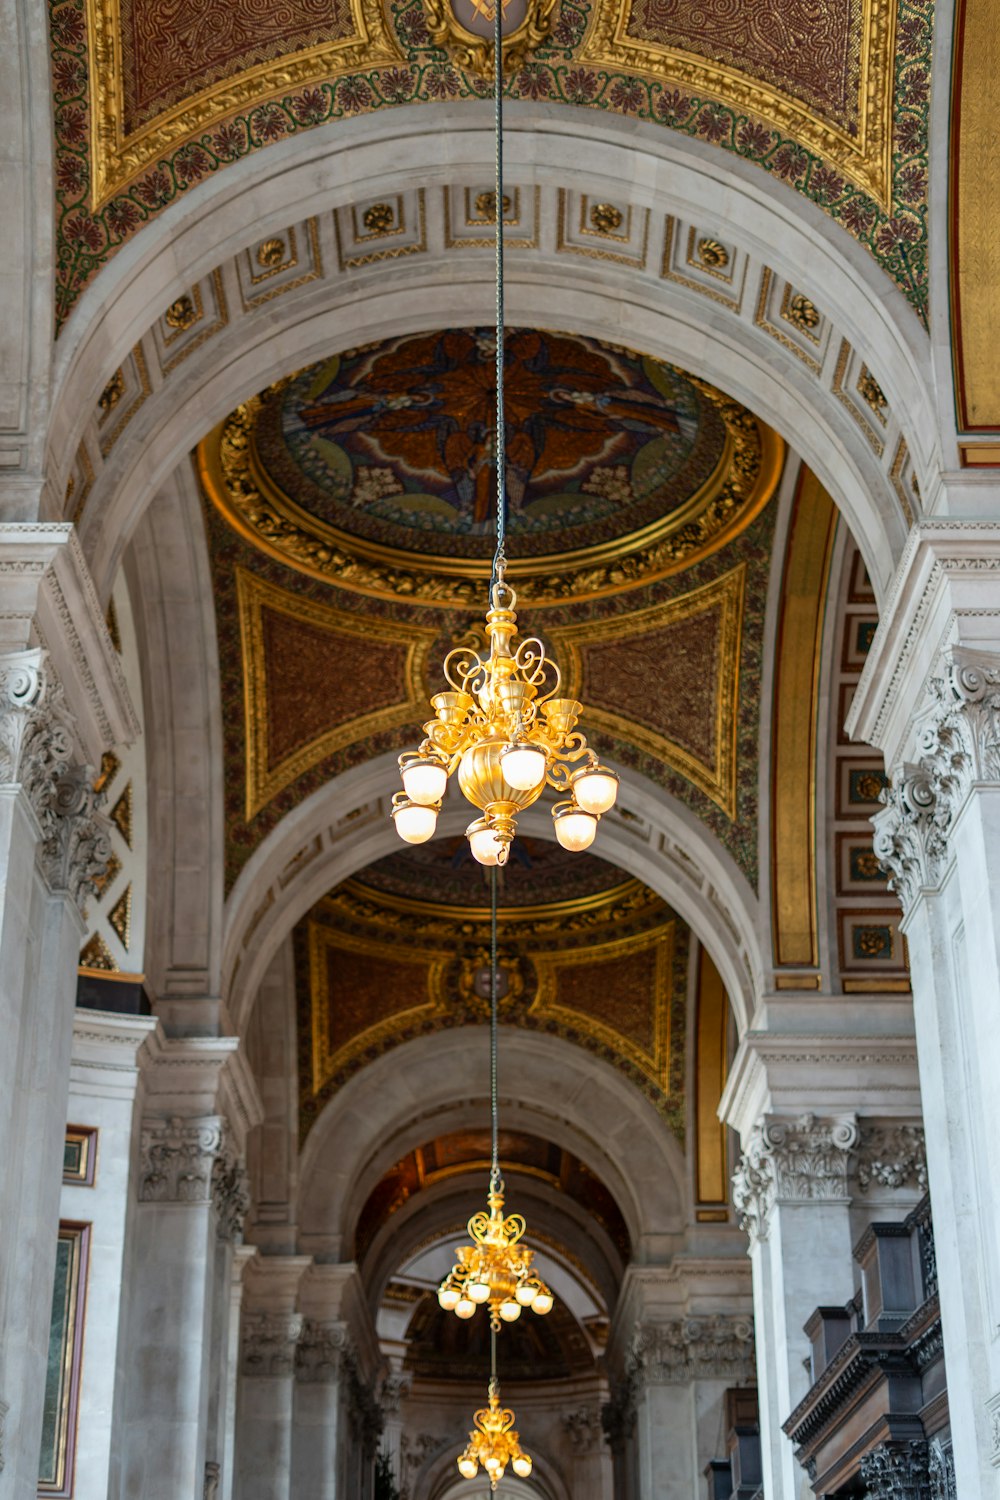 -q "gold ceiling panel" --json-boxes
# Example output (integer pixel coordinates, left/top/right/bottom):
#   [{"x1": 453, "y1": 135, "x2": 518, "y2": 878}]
[
  {"x1": 236, "y1": 566, "x2": 437, "y2": 819},
  {"x1": 550, "y1": 564, "x2": 746, "y2": 818}
]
